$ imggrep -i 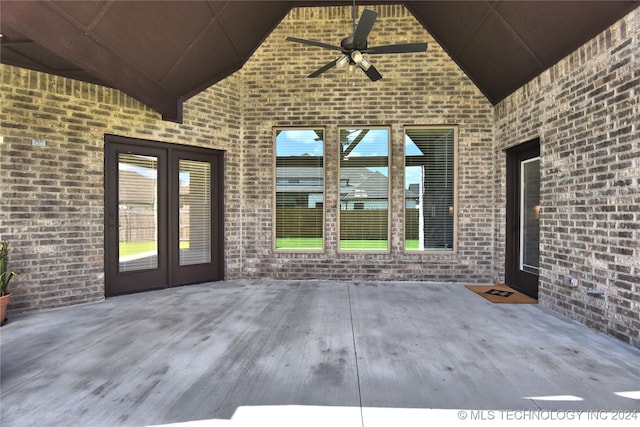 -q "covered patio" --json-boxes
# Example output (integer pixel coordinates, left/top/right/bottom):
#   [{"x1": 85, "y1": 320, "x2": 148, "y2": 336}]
[{"x1": 1, "y1": 280, "x2": 639, "y2": 426}]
